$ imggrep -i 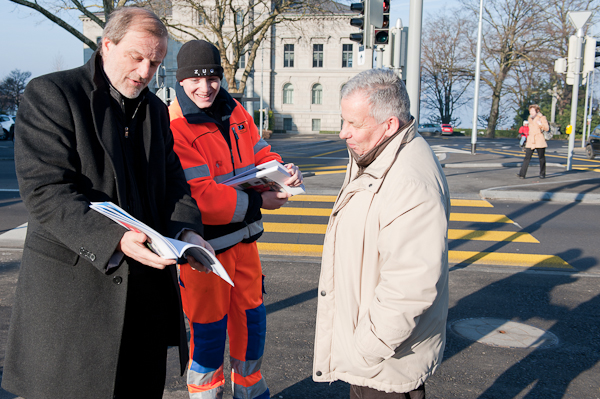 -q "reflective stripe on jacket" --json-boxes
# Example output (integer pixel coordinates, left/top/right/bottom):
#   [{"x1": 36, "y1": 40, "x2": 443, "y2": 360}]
[{"x1": 169, "y1": 88, "x2": 282, "y2": 252}]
